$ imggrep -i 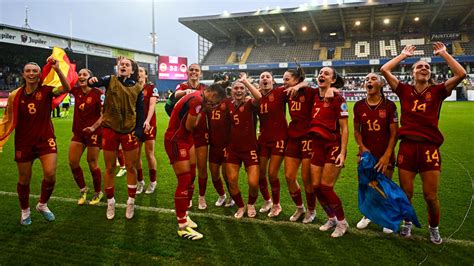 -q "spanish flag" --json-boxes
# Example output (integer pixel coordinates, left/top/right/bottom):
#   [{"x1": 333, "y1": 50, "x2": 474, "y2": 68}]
[
  {"x1": 42, "y1": 47, "x2": 78, "y2": 109},
  {"x1": 0, "y1": 47, "x2": 77, "y2": 149}
]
